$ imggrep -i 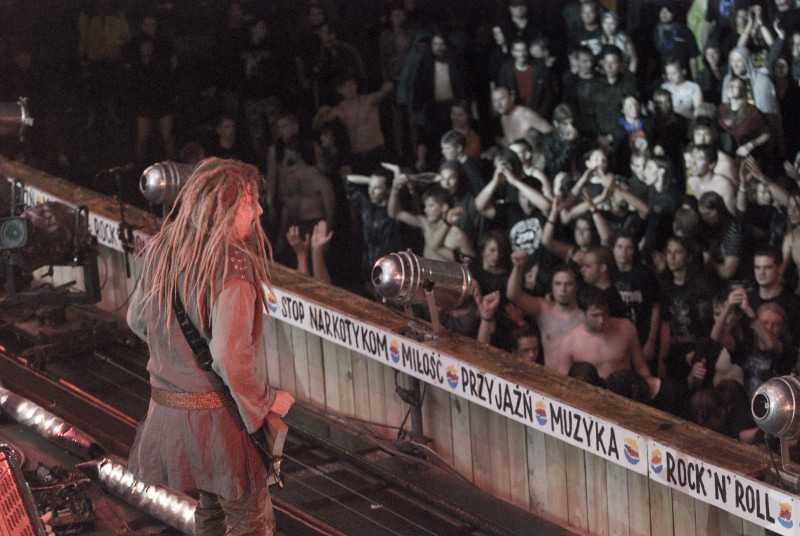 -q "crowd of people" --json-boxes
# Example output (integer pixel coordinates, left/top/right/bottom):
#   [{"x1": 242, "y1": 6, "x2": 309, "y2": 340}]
[{"x1": 6, "y1": 0, "x2": 800, "y2": 451}]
